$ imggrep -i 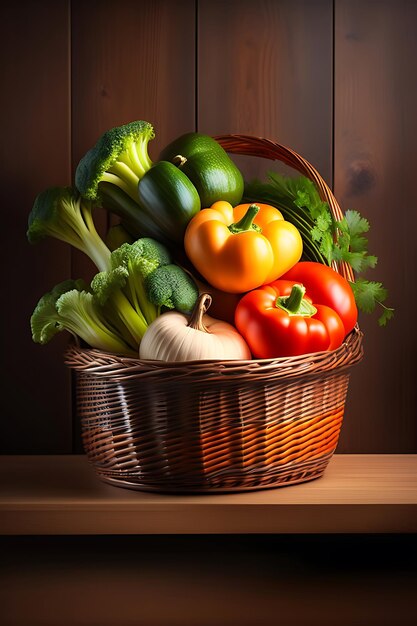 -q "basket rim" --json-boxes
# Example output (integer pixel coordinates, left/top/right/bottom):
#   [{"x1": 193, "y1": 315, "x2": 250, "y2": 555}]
[{"x1": 64, "y1": 326, "x2": 363, "y2": 382}]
